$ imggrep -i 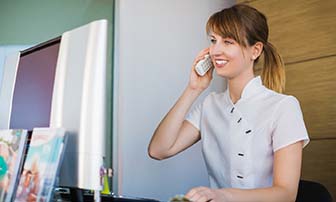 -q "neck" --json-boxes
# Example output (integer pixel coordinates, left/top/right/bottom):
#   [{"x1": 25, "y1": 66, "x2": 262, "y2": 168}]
[{"x1": 228, "y1": 72, "x2": 254, "y2": 104}]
